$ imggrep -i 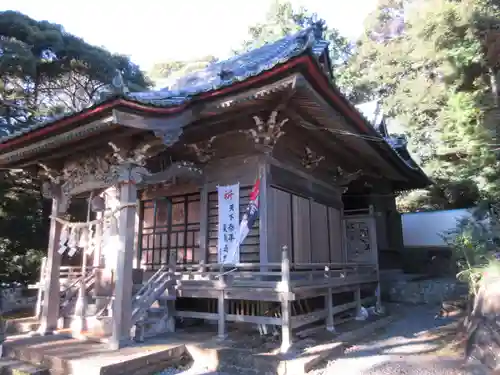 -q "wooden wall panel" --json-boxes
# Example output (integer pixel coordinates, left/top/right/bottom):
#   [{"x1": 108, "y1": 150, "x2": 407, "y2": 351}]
[
  {"x1": 310, "y1": 201, "x2": 330, "y2": 262},
  {"x1": 268, "y1": 188, "x2": 293, "y2": 262},
  {"x1": 269, "y1": 164, "x2": 342, "y2": 209},
  {"x1": 207, "y1": 186, "x2": 259, "y2": 263},
  {"x1": 204, "y1": 155, "x2": 259, "y2": 188},
  {"x1": 292, "y1": 196, "x2": 311, "y2": 263},
  {"x1": 328, "y1": 207, "x2": 343, "y2": 263}
]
